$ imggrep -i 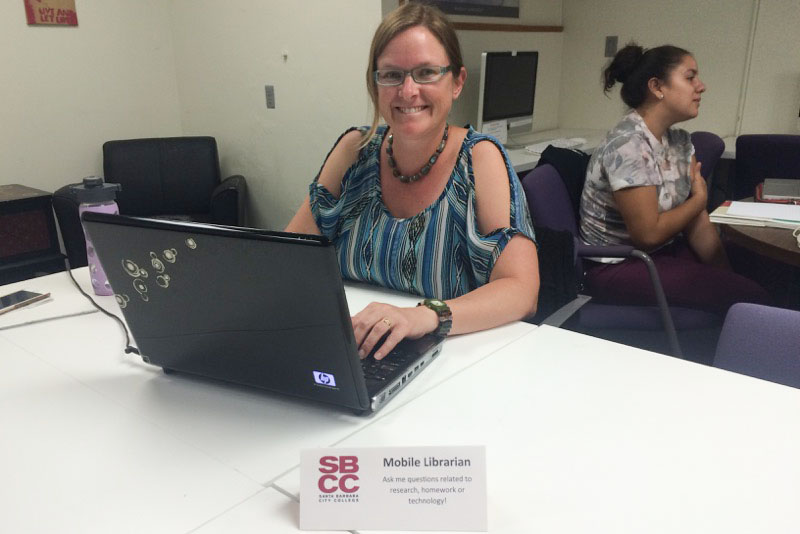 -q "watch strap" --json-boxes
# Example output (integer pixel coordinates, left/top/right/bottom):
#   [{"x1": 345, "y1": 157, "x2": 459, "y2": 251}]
[{"x1": 417, "y1": 298, "x2": 452, "y2": 337}]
